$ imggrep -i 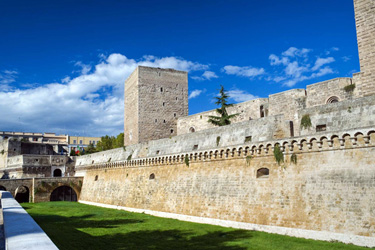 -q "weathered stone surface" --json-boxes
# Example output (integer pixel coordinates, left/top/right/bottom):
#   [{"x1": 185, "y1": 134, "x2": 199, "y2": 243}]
[
  {"x1": 354, "y1": 0, "x2": 375, "y2": 97},
  {"x1": 79, "y1": 132, "x2": 375, "y2": 240},
  {"x1": 125, "y1": 66, "x2": 188, "y2": 146}
]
